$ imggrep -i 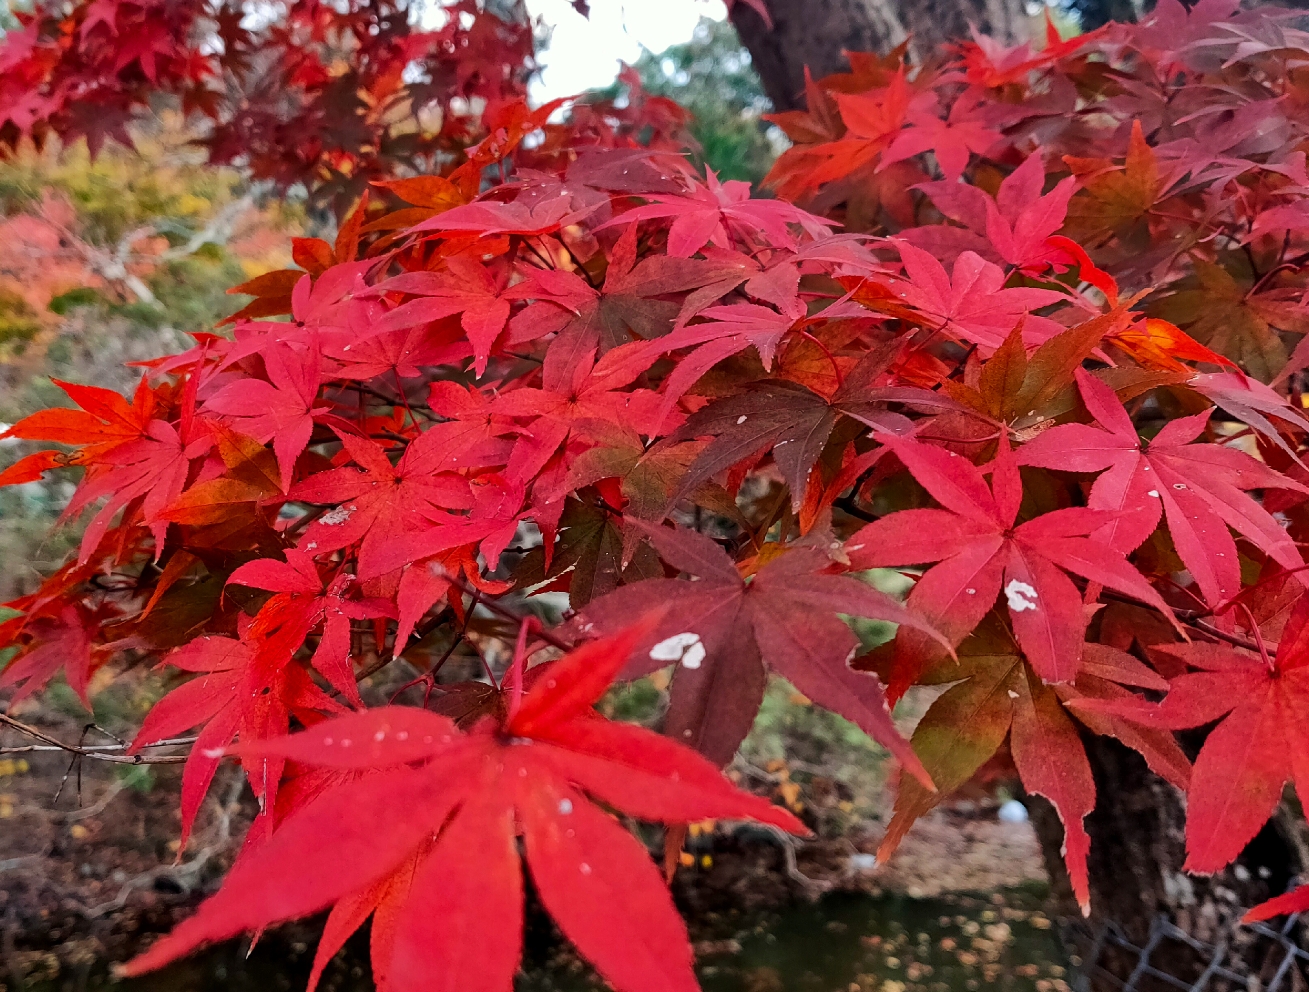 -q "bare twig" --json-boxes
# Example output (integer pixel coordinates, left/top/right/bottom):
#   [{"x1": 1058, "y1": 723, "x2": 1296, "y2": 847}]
[
  {"x1": 0, "y1": 712, "x2": 192, "y2": 765},
  {"x1": 390, "y1": 597, "x2": 480, "y2": 704},
  {"x1": 0, "y1": 739, "x2": 195, "y2": 756},
  {"x1": 752, "y1": 822, "x2": 835, "y2": 897},
  {"x1": 1189, "y1": 617, "x2": 1269, "y2": 655}
]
